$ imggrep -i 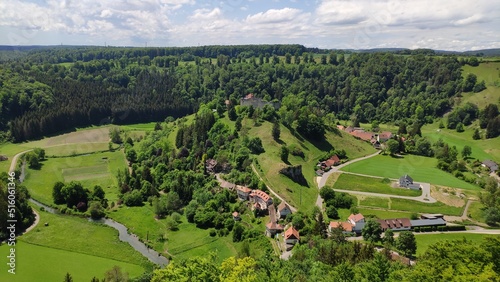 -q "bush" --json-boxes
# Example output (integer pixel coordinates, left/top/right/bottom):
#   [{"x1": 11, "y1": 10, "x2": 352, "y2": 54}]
[
  {"x1": 209, "y1": 229, "x2": 217, "y2": 237},
  {"x1": 413, "y1": 227, "x2": 420, "y2": 232},
  {"x1": 123, "y1": 190, "x2": 144, "y2": 207}
]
